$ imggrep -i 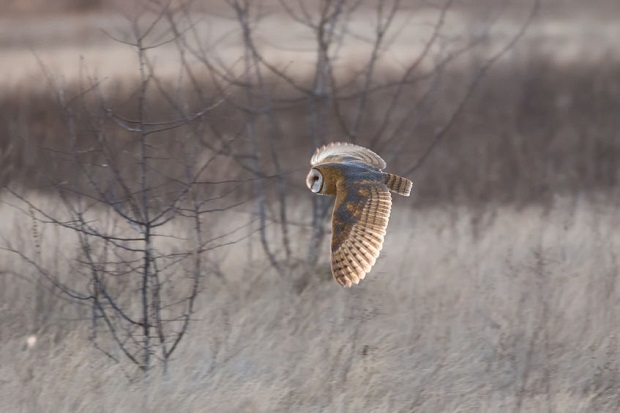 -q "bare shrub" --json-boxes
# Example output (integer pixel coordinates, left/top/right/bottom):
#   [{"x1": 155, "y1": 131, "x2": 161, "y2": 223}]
[{"x1": 1, "y1": 6, "x2": 249, "y2": 372}]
